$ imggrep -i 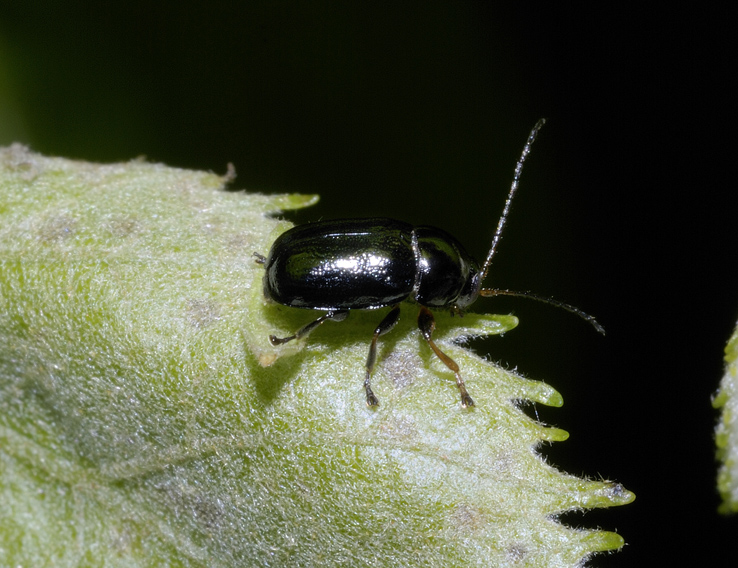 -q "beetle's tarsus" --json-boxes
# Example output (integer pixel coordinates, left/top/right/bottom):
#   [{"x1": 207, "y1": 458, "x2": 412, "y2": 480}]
[
  {"x1": 460, "y1": 393, "x2": 475, "y2": 408},
  {"x1": 269, "y1": 334, "x2": 294, "y2": 346},
  {"x1": 417, "y1": 306, "x2": 478, "y2": 407},
  {"x1": 269, "y1": 310, "x2": 350, "y2": 348},
  {"x1": 364, "y1": 367, "x2": 380, "y2": 406},
  {"x1": 361, "y1": 306, "x2": 400, "y2": 409},
  {"x1": 365, "y1": 387, "x2": 379, "y2": 407}
]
